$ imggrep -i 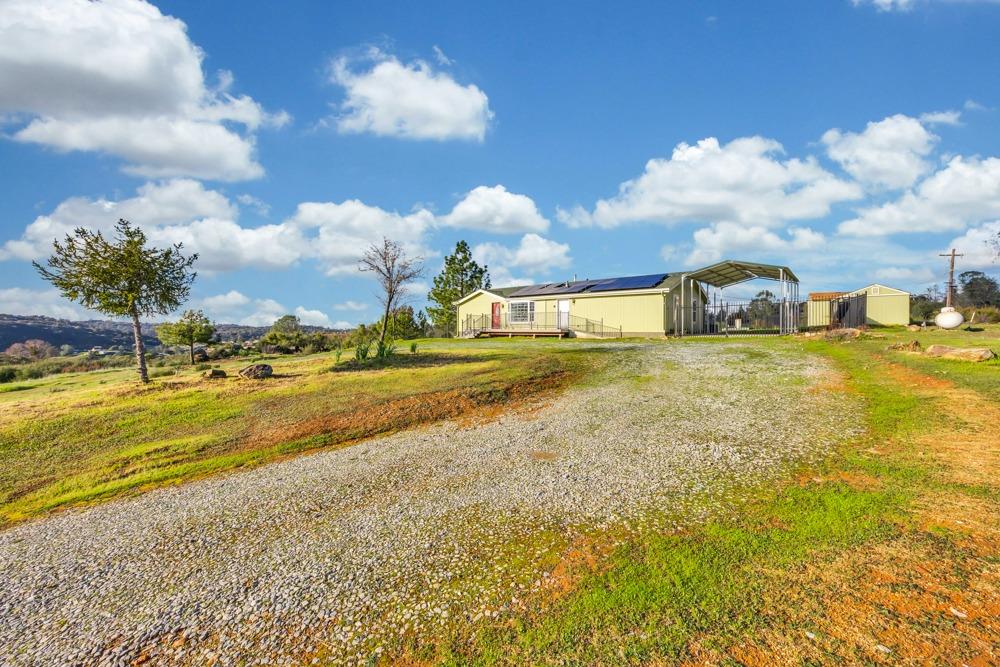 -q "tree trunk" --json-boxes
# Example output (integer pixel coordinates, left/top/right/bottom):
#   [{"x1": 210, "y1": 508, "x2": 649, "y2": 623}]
[
  {"x1": 189, "y1": 341, "x2": 195, "y2": 365},
  {"x1": 378, "y1": 296, "x2": 392, "y2": 346},
  {"x1": 131, "y1": 310, "x2": 149, "y2": 383}
]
